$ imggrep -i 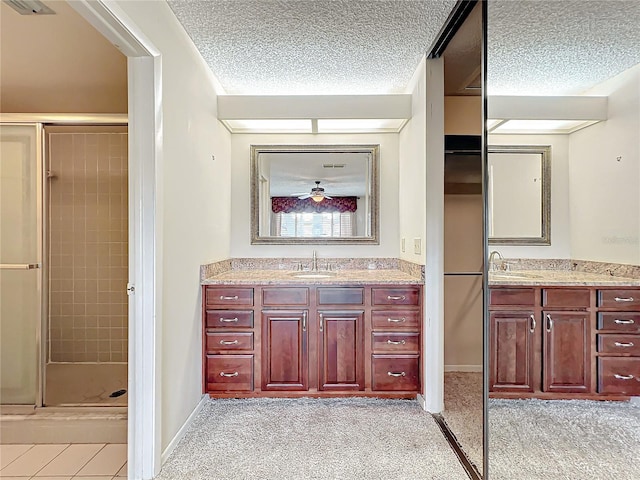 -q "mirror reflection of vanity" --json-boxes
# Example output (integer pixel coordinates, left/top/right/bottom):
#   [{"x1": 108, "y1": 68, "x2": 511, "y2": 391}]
[{"x1": 250, "y1": 144, "x2": 379, "y2": 245}]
